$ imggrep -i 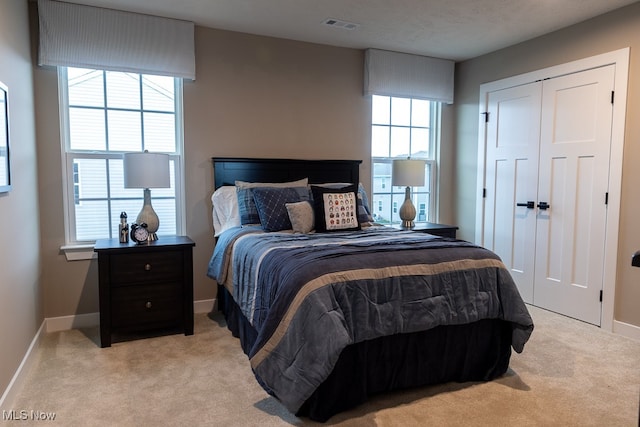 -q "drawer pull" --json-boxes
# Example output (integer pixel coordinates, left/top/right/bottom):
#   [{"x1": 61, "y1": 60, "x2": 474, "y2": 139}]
[
  {"x1": 144, "y1": 264, "x2": 152, "y2": 271},
  {"x1": 145, "y1": 301, "x2": 152, "y2": 309}
]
